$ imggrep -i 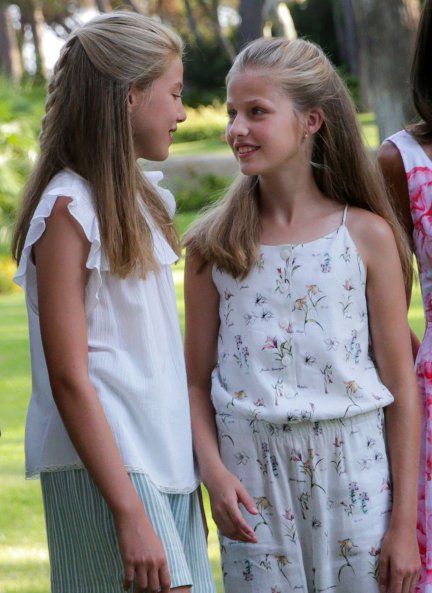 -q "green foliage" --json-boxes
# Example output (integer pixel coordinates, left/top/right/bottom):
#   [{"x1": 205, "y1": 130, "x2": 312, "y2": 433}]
[
  {"x1": 183, "y1": 40, "x2": 232, "y2": 107},
  {"x1": 0, "y1": 79, "x2": 45, "y2": 249},
  {"x1": 176, "y1": 104, "x2": 227, "y2": 143},
  {"x1": 289, "y1": 0, "x2": 341, "y2": 66},
  {"x1": 0, "y1": 255, "x2": 18, "y2": 294},
  {"x1": 175, "y1": 172, "x2": 232, "y2": 213}
]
